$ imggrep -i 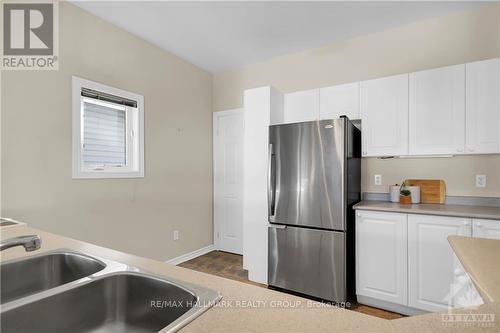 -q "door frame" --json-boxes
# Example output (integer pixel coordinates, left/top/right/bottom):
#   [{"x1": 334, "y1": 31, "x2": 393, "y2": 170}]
[{"x1": 213, "y1": 108, "x2": 244, "y2": 253}]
